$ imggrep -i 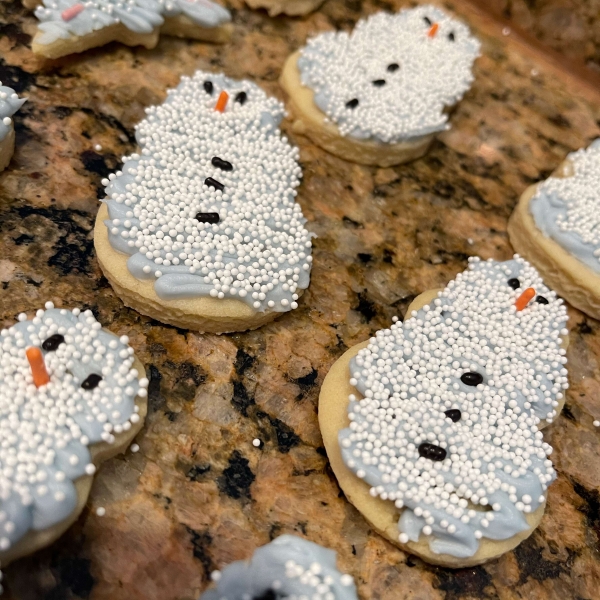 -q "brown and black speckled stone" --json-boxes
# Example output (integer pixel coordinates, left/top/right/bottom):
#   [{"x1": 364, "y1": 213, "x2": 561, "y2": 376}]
[{"x1": 1, "y1": 1, "x2": 600, "y2": 599}]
